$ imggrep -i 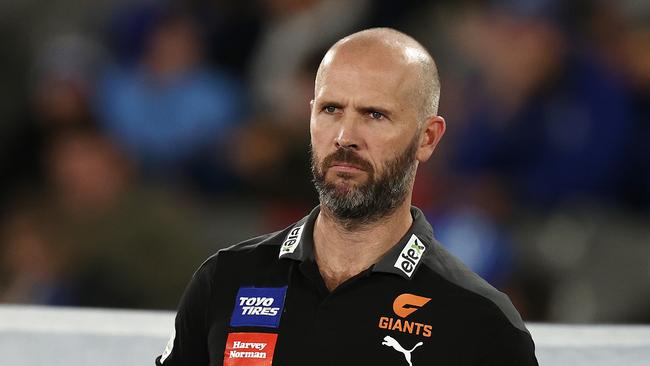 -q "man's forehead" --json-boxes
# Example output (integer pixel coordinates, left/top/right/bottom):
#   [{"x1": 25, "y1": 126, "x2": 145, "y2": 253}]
[
  {"x1": 319, "y1": 30, "x2": 429, "y2": 70},
  {"x1": 314, "y1": 75, "x2": 401, "y2": 111},
  {"x1": 314, "y1": 49, "x2": 419, "y2": 105},
  {"x1": 316, "y1": 47, "x2": 418, "y2": 87},
  {"x1": 320, "y1": 40, "x2": 415, "y2": 72}
]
